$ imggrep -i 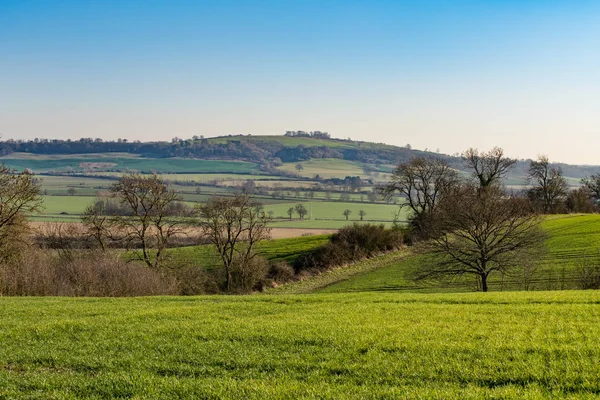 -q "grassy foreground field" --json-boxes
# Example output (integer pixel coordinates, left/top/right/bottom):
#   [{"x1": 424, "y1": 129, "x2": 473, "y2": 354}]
[{"x1": 1, "y1": 291, "x2": 599, "y2": 399}]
